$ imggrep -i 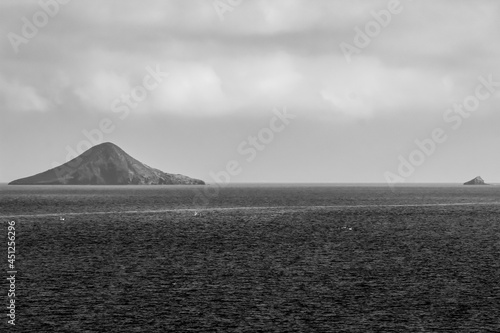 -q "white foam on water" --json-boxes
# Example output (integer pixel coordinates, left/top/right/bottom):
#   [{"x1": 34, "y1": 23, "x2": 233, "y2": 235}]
[{"x1": 2, "y1": 201, "x2": 499, "y2": 219}]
